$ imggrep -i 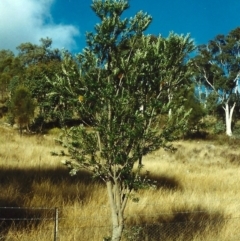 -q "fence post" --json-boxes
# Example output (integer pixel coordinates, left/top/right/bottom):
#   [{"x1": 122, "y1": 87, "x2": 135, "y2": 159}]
[{"x1": 54, "y1": 207, "x2": 59, "y2": 241}]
